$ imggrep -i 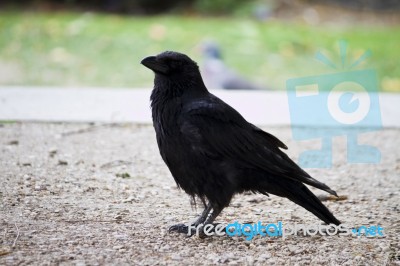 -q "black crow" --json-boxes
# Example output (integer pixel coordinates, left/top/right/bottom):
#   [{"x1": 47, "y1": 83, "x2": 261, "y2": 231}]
[
  {"x1": 141, "y1": 51, "x2": 340, "y2": 236},
  {"x1": 200, "y1": 41, "x2": 267, "y2": 90}
]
